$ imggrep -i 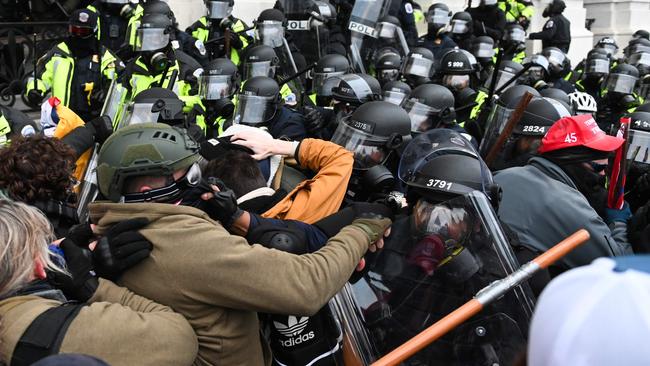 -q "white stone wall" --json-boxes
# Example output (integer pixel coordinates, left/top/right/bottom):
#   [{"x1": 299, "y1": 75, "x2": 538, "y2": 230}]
[{"x1": 584, "y1": 0, "x2": 650, "y2": 57}]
